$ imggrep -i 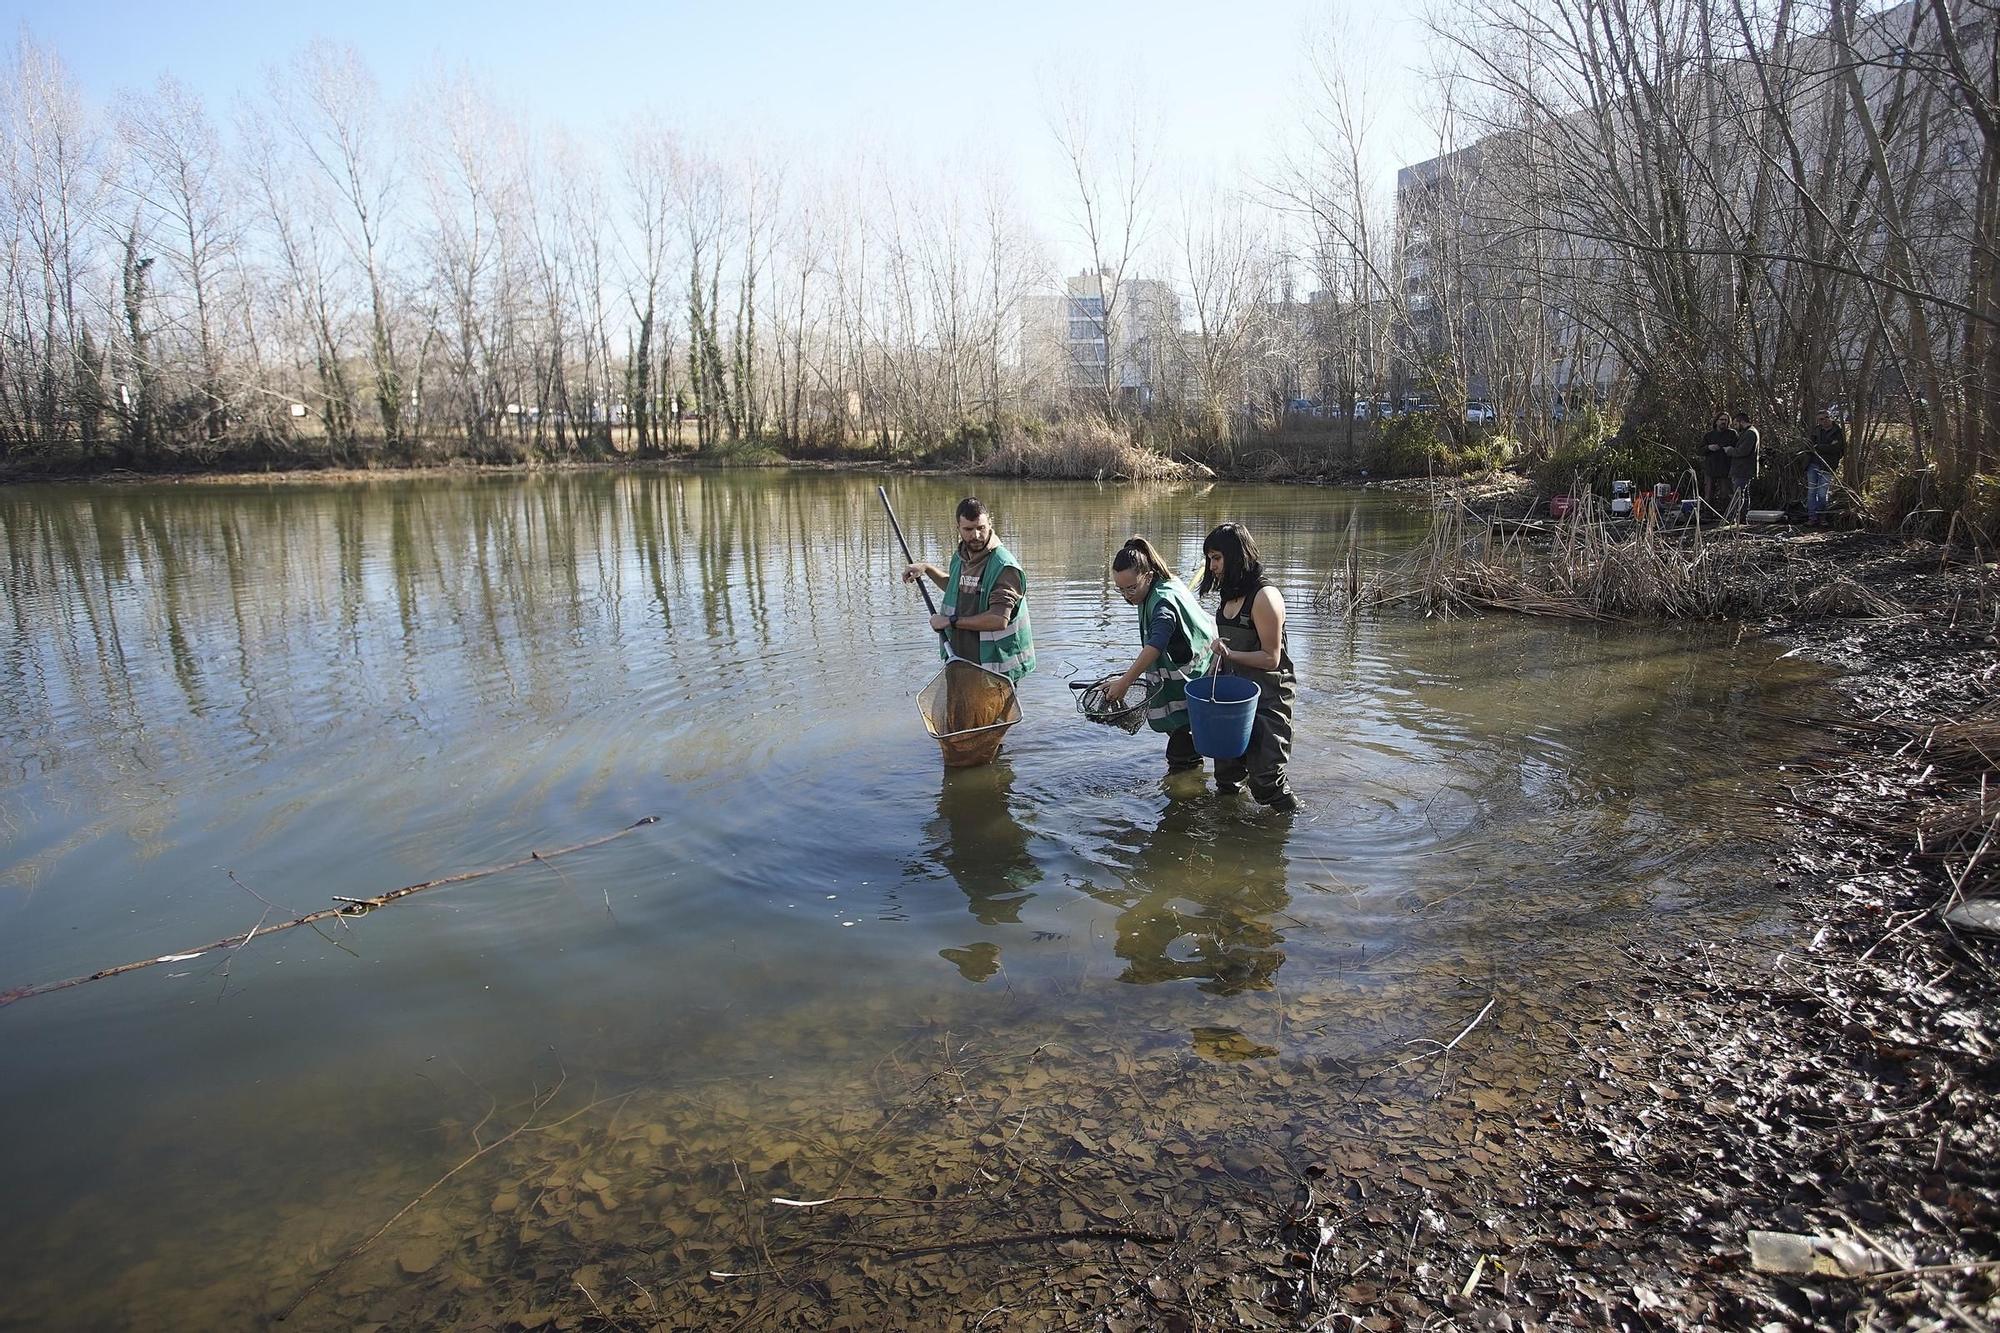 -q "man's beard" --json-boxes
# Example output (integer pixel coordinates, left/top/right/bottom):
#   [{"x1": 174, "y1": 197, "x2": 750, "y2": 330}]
[{"x1": 961, "y1": 532, "x2": 992, "y2": 556}]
